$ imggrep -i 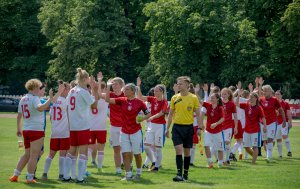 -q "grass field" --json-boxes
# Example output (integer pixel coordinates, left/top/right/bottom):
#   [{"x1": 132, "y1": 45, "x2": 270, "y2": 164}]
[{"x1": 0, "y1": 115, "x2": 300, "y2": 189}]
